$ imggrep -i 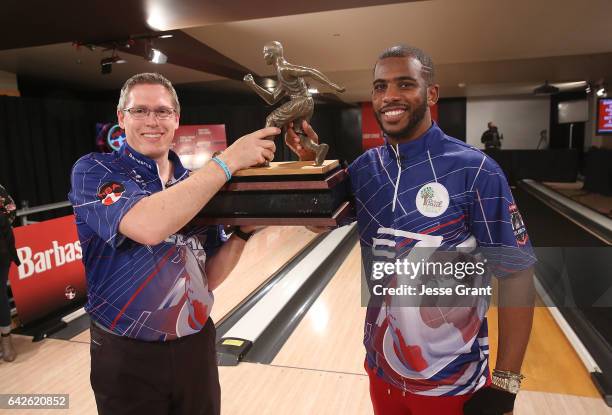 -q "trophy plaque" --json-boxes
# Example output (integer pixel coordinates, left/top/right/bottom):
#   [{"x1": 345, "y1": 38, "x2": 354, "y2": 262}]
[{"x1": 193, "y1": 160, "x2": 352, "y2": 226}]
